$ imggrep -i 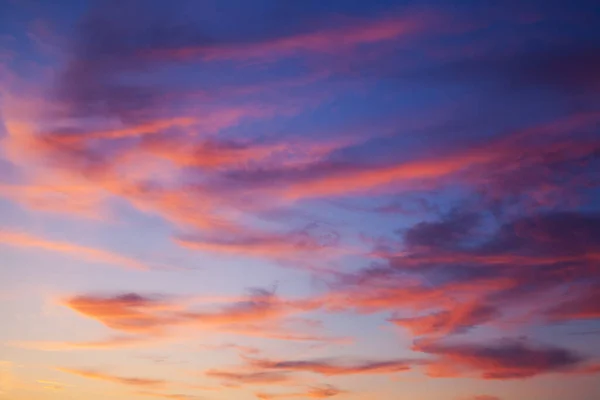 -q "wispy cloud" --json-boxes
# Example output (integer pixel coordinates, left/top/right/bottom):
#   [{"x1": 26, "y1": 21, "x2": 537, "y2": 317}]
[
  {"x1": 256, "y1": 384, "x2": 344, "y2": 399},
  {"x1": 415, "y1": 338, "x2": 599, "y2": 379},
  {"x1": 136, "y1": 391, "x2": 201, "y2": 400},
  {"x1": 15, "y1": 289, "x2": 338, "y2": 350},
  {"x1": 206, "y1": 355, "x2": 416, "y2": 387},
  {"x1": 144, "y1": 12, "x2": 432, "y2": 62},
  {"x1": 10, "y1": 335, "x2": 158, "y2": 351},
  {"x1": 247, "y1": 356, "x2": 414, "y2": 376},
  {"x1": 0, "y1": 230, "x2": 148, "y2": 270},
  {"x1": 56, "y1": 368, "x2": 166, "y2": 388}
]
